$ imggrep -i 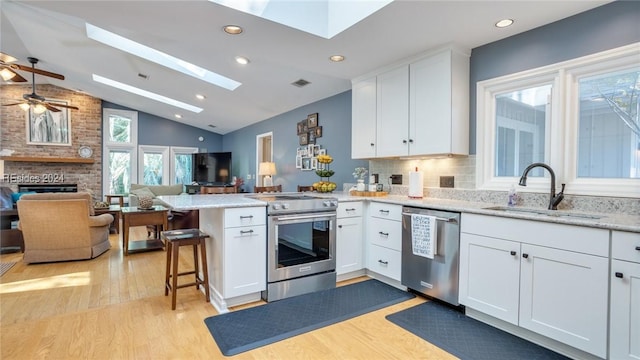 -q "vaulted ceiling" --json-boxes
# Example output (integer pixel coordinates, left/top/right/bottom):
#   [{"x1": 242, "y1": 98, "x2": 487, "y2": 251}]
[{"x1": 0, "y1": 0, "x2": 610, "y2": 134}]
